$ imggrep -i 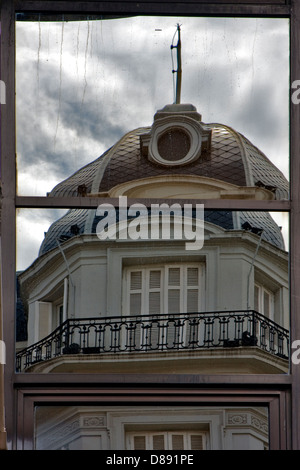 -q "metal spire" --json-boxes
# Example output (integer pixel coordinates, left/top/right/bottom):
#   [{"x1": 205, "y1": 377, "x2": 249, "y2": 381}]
[{"x1": 171, "y1": 24, "x2": 182, "y2": 104}]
